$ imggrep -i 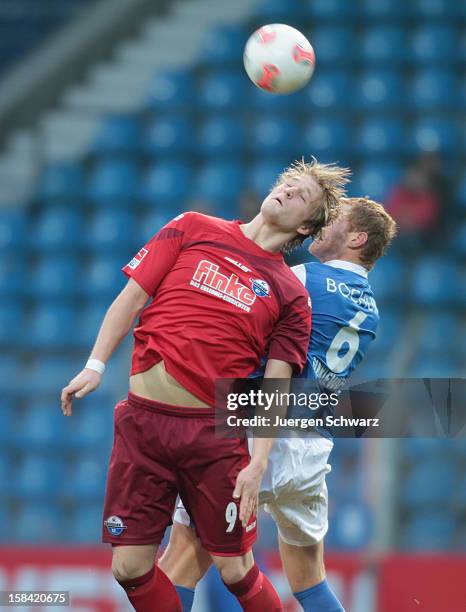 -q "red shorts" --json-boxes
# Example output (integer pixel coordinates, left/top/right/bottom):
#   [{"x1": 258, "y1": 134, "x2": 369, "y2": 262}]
[{"x1": 102, "y1": 392, "x2": 257, "y2": 555}]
